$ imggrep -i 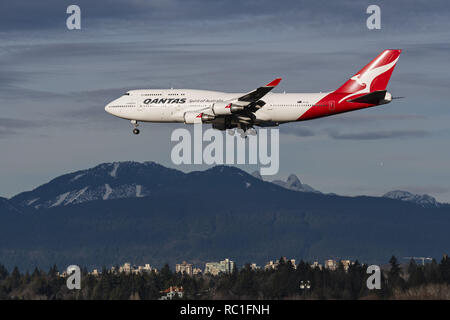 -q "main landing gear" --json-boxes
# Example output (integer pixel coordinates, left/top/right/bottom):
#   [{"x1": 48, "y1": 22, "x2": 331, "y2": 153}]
[
  {"x1": 227, "y1": 127, "x2": 257, "y2": 138},
  {"x1": 131, "y1": 120, "x2": 140, "y2": 135}
]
